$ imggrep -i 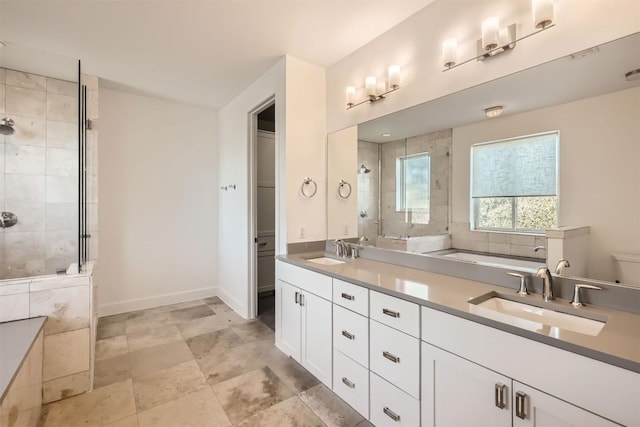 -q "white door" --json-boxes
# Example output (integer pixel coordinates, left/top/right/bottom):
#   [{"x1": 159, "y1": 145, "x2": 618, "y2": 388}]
[
  {"x1": 301, "y1": 291, "x2": 332, "y2": 387},
  {"x1": 276, "y1": 280, "x2": 301, "y2": 360},
  {"x1": 422, "y1": 342, "x2": 512, "y2": 427},
  {"x1": 513, "y1": 382, "x2": 619, "y2": 427}
]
